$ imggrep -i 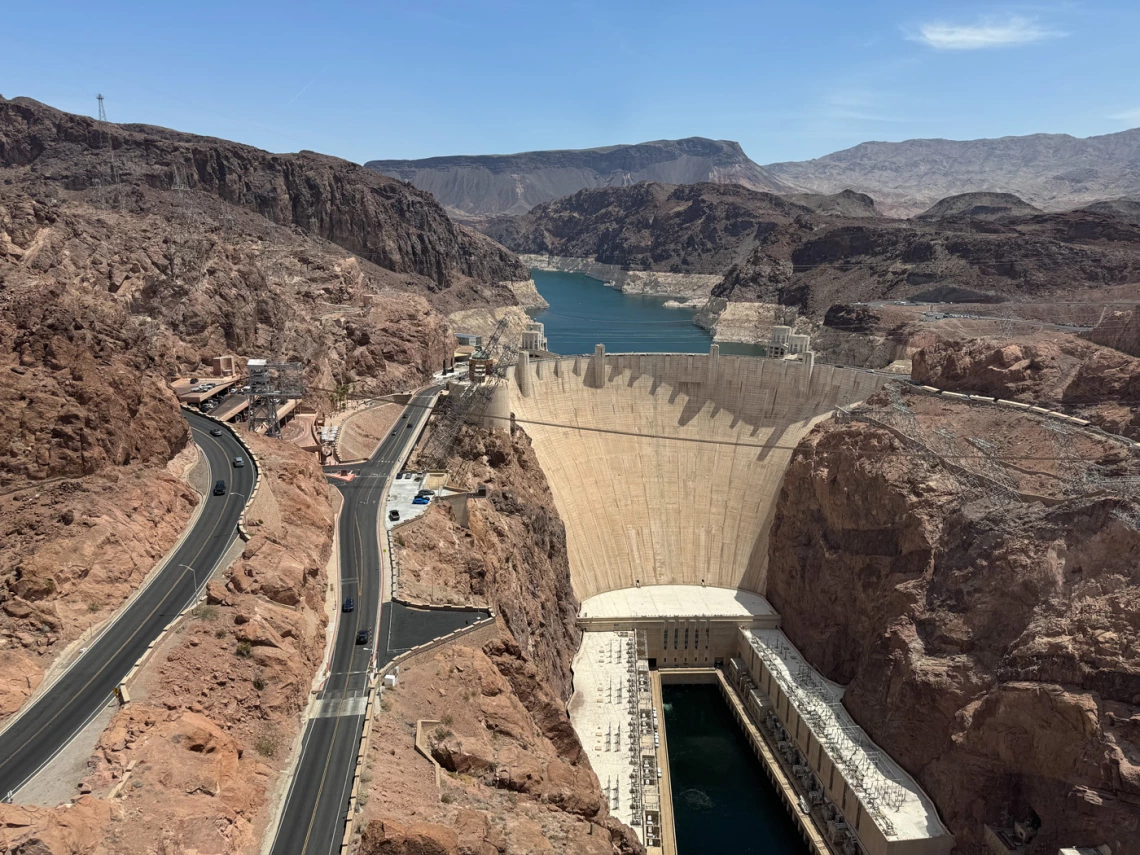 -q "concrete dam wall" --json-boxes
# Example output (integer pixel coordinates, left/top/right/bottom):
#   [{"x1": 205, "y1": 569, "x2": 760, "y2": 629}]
[{"x1": 508, "y1": 350, "x2": 891, "y2": 601}]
